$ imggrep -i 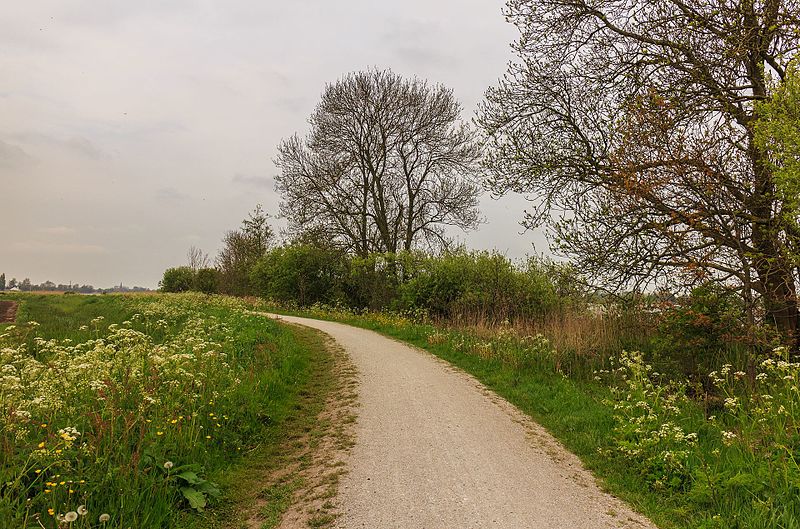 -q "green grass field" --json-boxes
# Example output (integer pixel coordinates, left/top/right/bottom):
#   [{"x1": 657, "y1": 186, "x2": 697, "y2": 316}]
[{"x1": 0, "y1": 293, "x2": 332, "y2": 529}]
